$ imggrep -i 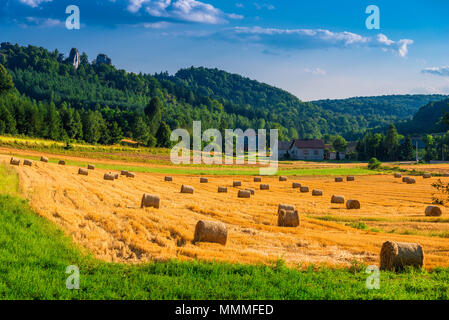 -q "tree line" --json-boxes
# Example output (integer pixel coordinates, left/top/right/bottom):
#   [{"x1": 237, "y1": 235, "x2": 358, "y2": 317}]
[{"x1": 0, "y1": 63, "x2": 171, "y2": 147}]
